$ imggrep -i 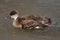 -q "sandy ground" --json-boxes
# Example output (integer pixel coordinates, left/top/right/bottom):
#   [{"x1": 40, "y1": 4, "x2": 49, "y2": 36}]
[{"x1": 0, "y1": 0, "x2": 60, "y2": 40}]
